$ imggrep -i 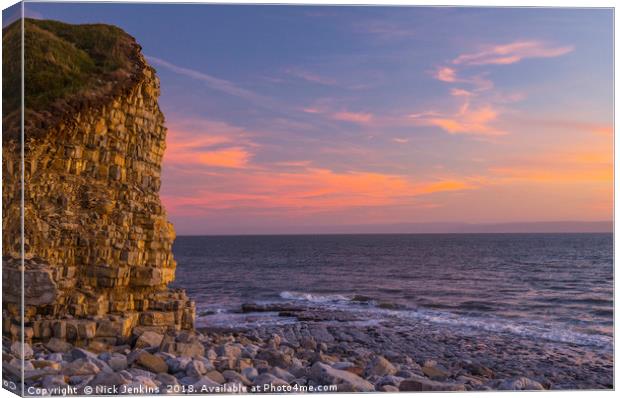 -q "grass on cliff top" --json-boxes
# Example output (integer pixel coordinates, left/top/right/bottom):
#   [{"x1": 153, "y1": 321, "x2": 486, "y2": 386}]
[{"x1": 2, "y1": 18, "x2": 137, "y2": 123}]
